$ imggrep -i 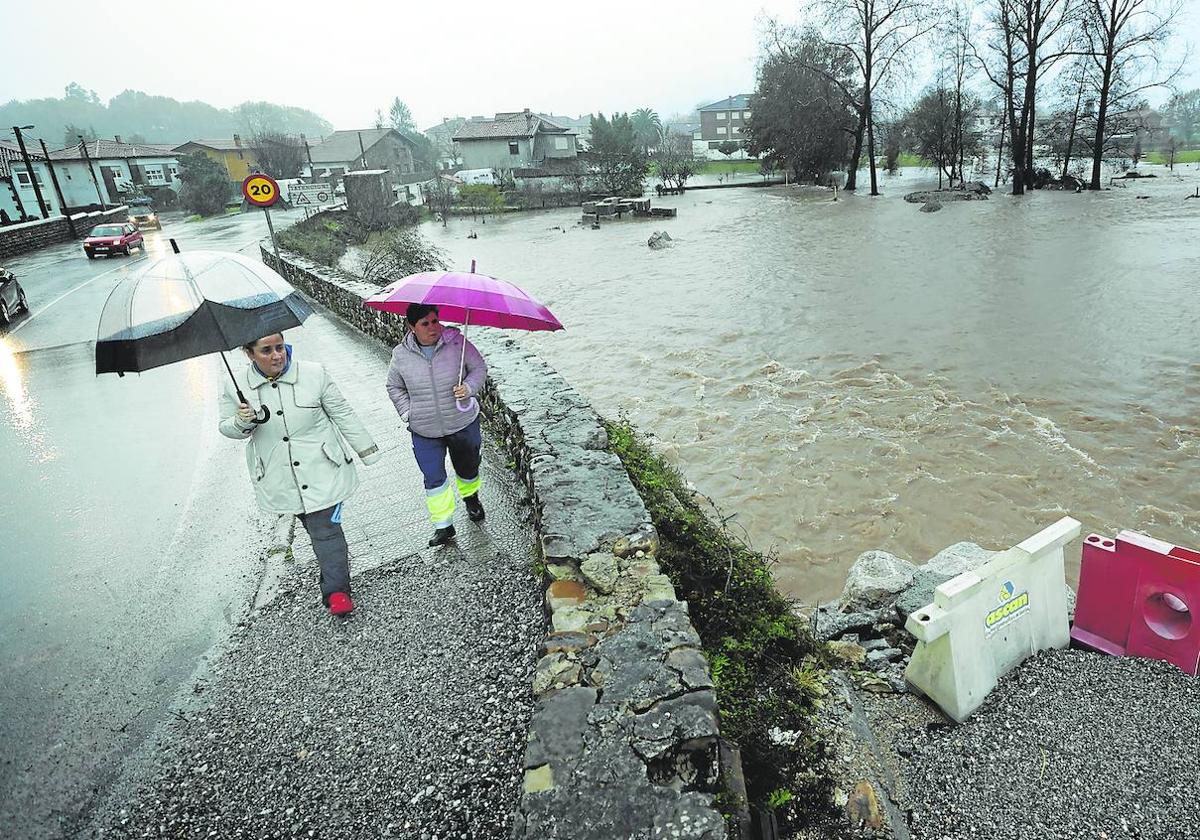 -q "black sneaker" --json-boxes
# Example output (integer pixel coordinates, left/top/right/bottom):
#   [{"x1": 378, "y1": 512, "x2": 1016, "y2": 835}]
[
  {"x1": 428, "y1": 525, "x2": 456, "y2": 547},
  {"x1": 464, "y1": 494, "x2": 486, "y2": 522}
]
